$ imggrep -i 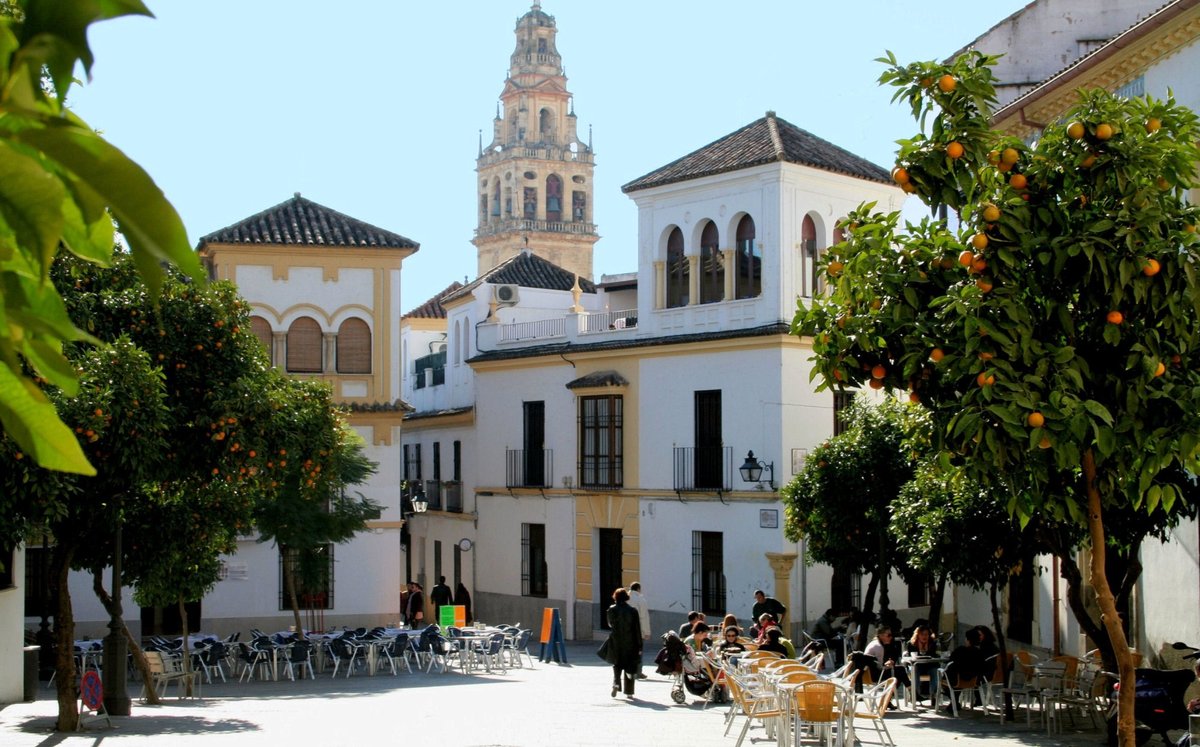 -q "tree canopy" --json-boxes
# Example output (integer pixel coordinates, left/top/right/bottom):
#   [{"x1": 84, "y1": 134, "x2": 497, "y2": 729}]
[{"x1": 794, "y1": 51, "x2": 1200, "y2": 746}]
